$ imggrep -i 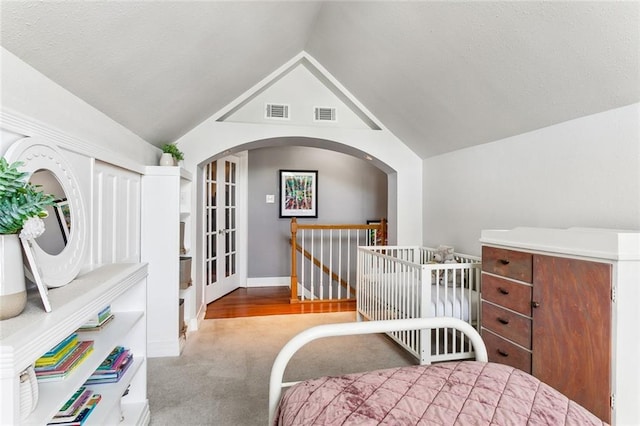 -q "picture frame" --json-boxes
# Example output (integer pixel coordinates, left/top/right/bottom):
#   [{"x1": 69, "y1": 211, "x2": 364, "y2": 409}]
[
  {"x1": 279, "y1": 170, "x2": 318, "y2": 218},
  {"x1": 53, "y1": 198, "x2": 71, "y2": 244},
  {"x1": 20, "y1": 237, "x2": 52, "y2": 312}
]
